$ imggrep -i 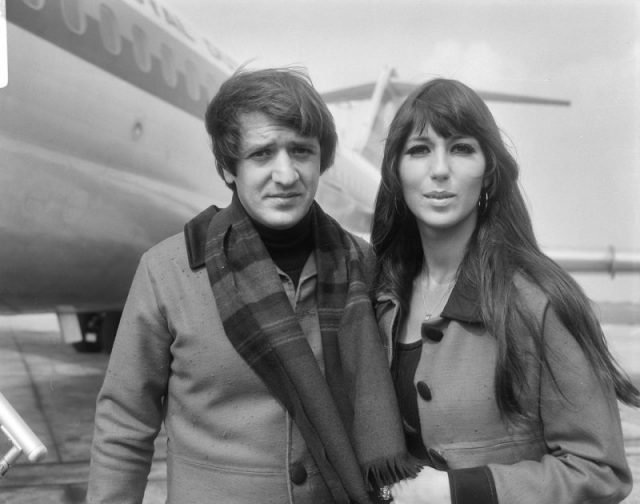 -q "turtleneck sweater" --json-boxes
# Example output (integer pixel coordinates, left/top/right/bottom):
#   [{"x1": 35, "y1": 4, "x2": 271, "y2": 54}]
[{"x1": 250, "y1": 209, "x2": 314, "y2": 288}]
